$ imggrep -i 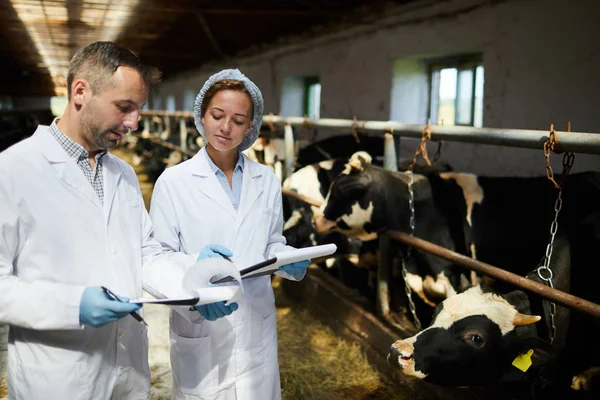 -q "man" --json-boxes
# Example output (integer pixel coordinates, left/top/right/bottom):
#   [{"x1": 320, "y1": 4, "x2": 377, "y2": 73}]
[{"x1": 0, "y1": 41, "x2": 199, "y2": 399}]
